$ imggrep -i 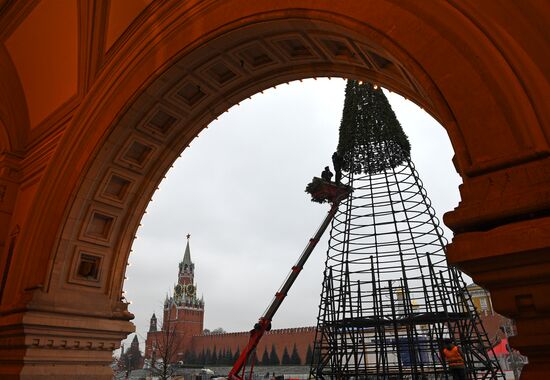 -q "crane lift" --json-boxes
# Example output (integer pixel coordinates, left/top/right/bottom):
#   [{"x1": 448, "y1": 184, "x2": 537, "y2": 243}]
[{"x1": 227, "y1": 177, "x2": 352, "y2": 380}]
